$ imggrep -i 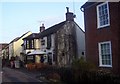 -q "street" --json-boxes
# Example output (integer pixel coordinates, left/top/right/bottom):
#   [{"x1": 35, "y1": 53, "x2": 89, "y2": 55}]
[
  {"x1": 2, "y1": 67, "x2": 42, "y2": 83},
  {"x1": 0, "y1": 71, "x2": 2, "y2": 84}
]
